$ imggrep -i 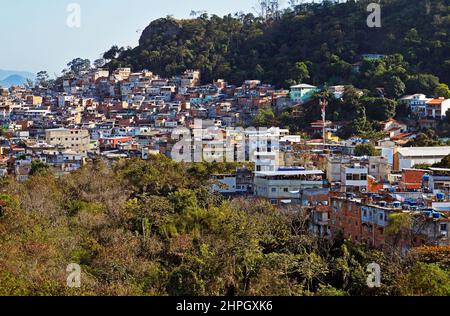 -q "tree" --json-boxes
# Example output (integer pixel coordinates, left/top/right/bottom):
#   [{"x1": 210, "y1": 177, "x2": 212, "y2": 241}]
[
  {"x1": 407, "y1": 131, "x2": 444, "y2": 147},
  {"x1": 315, "y1": 284, "x2": 347, "y2": 296},
  {"x1": 36, "y1": 71, "x2": 50, "y2": 87},
  {"x1": 385, "y1": 213, "x2": 413, "y2": 249},
  {"x1": 30, "y1": 160, "x2": 51, "y2": 176},
  {"x1": 167, "y1": 267, "x2": 205, "y2": 296},
  {"x1": 433, "y1": 154, "x2": 450, "y2": 168},
  {"x1": 406, "y1": 74, "x2": 440, "y2": 96},
  {"x1": 361, "y1": 97, "x2": 397, "y2": 121},
  {"x1": 385, "y1": 76, "x2": 405, "y2": 99},
  {"x1": 253, "y1": 108, "x2": 276, "y2": 127},
  {"x1": 66, "y1": 58, "x2": 91, "y2": 76},
  {"x1": 400, "y1": 262, "x2": 450, "y2": 296},
  {"x1": 293, "y1": 61, "x2": 310, "y2": 84},
  {"x1": 93, "y1": 58, "x2": 106, "y2": 69},
  {"x1": 296, "y1": 252, "x2": 329, "y2": 292},
  {"x1": 24, "y1": 79, "x2": 35, "y2": 90},
  {"x1": 103, "y1": 45, "x2": 121, "y2": 60},
  {"x1": 354, "y1": 143, "x2": 380, "y2": 157},
  {"x1": 435, "y1": 83, "x2": 450, "y2": 99}
]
